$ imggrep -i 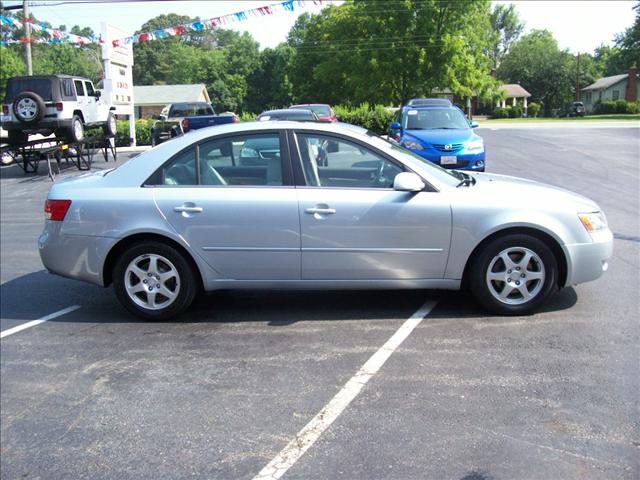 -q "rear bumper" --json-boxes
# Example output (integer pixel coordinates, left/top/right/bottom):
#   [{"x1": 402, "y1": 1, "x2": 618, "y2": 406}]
[
  {"x1": 38, "y1": 225, "x2": 115, "y2": 287},
  {"x1": 564, "y1": 229, "x2": 614, "y2": 286}
]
